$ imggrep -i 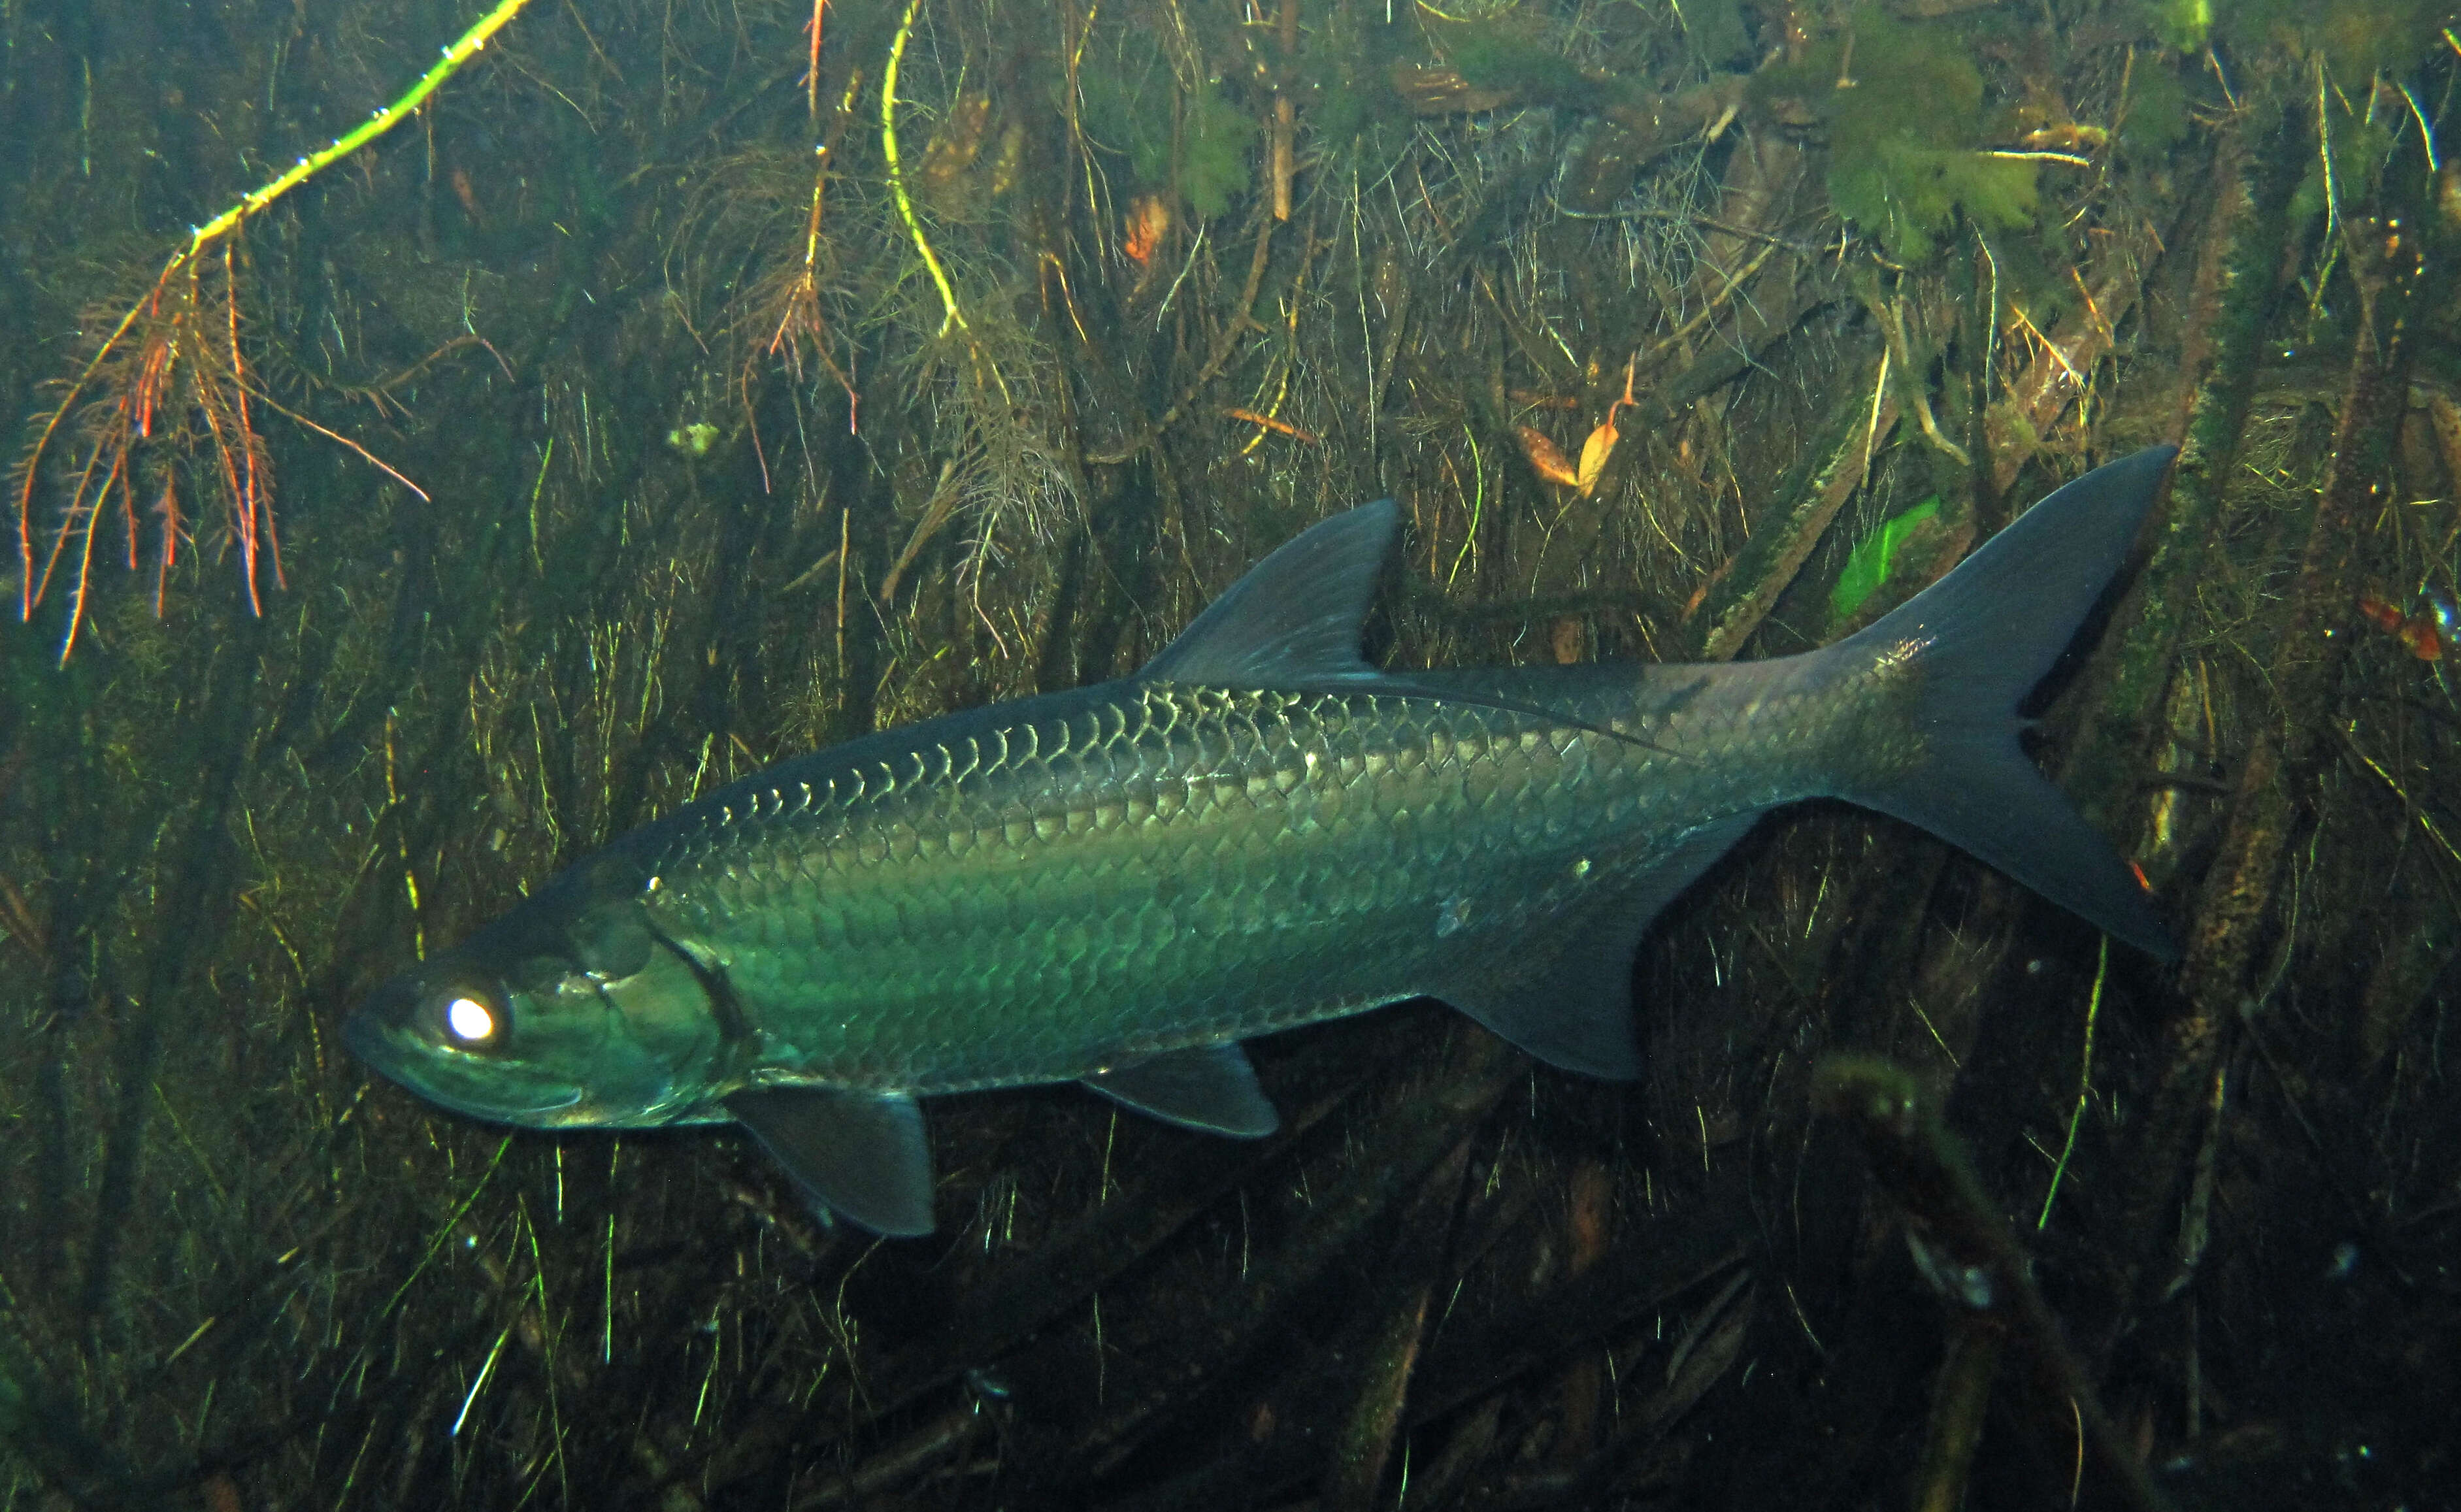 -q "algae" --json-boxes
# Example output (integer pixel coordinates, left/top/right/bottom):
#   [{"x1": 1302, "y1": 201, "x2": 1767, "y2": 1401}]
[{"x1": 1080, "y1": 64, "x2": 1256, "y2": 222}]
